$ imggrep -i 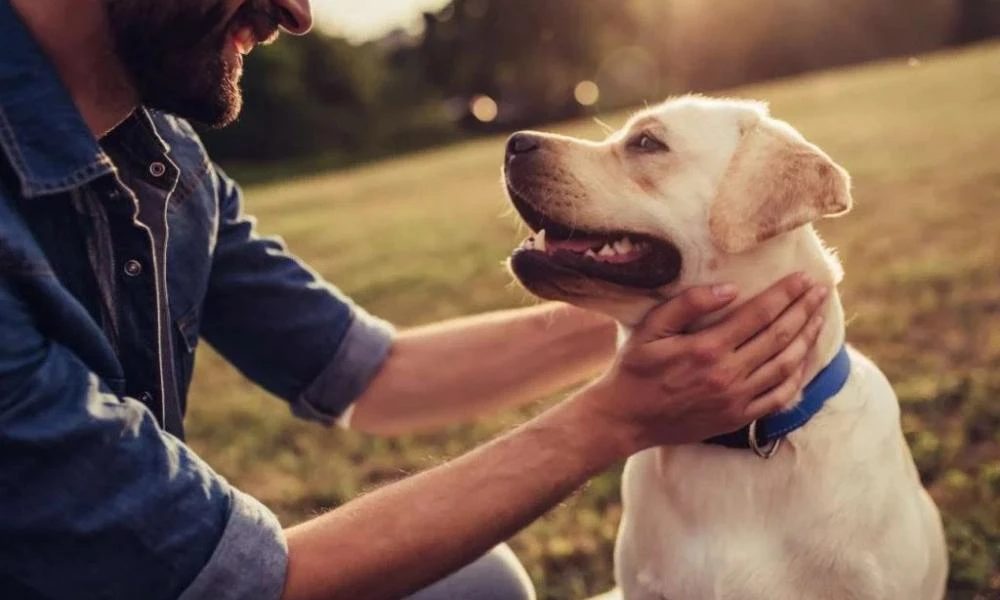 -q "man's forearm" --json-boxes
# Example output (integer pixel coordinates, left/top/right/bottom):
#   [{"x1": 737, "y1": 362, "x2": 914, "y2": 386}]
[
  {"x1": 350, "y1": 303, "x2": 617, "y2": 435},
  {"x1": 282, "y1": 390, "x2": 626, "y2": 600}
]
